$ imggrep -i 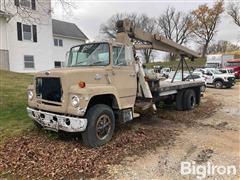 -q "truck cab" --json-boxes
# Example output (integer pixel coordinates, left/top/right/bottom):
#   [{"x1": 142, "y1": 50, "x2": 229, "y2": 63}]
[{"x1": 27, "y1": 42, "x2": 138, "y2": 147}]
